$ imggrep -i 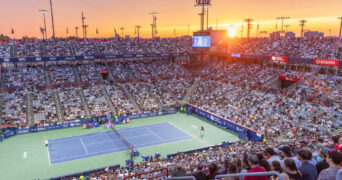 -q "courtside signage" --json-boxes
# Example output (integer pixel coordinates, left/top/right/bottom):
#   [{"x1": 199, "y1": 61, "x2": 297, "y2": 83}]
[
  {"x1": 269, "y1": 56, "x2": 288, "y2": 62},
  {"x1": 314, "y1": 59, "x2": 339, "y2": 66}
]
